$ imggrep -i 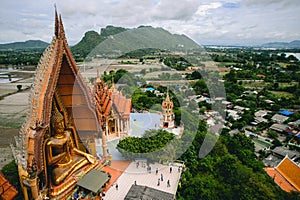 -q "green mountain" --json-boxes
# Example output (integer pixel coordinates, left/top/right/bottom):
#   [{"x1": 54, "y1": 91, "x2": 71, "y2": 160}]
[
  {"x1": 100, "y1": 25, "x2": 128, "y2": 37},
  {"x1": 71, "y1": 25, "x2": 200, "y2": 58},
  {"x1": 0, "y1": 40, "x2": 49, "y2": 50},
  {"x1": 71, "y1": 31, "x2": 105, "y2": 58},
  {"x1": 71, "y1": 25, "x2": 128, "y2": 58}
]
